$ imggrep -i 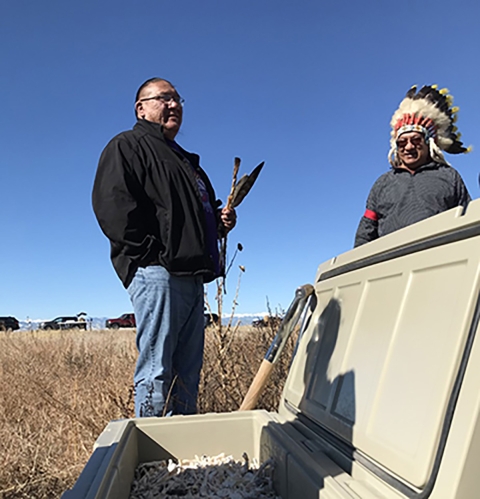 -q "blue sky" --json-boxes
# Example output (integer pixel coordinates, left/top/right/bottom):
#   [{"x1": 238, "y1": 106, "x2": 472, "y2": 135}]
[{"x1": 1, "y1": 0, "x2": 479, "y2": 321}]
